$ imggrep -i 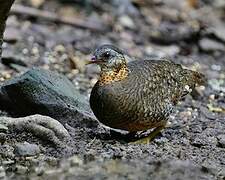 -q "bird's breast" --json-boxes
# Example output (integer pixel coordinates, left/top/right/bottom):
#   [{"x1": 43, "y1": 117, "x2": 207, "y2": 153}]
[{"x1": 98, "y1": 66, "x2": 129, "y2": 85}]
